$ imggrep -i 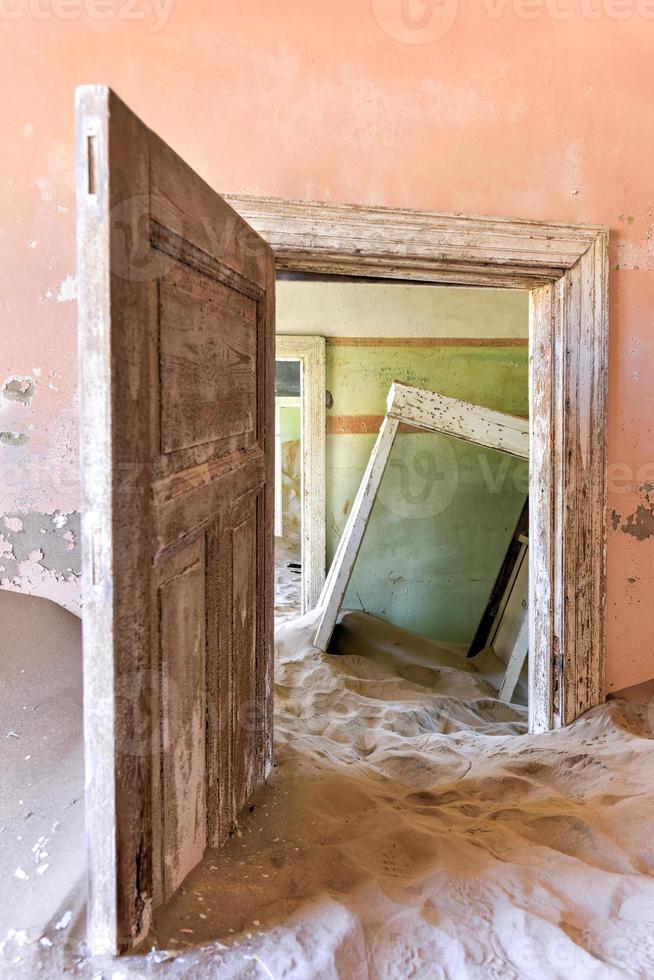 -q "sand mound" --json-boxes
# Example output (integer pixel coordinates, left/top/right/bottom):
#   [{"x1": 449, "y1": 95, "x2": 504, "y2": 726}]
[
  {"x1": 6, "y1": 606, "x2": 654, "y2": 979},
  {"x1": 0, "y1": 591, "x2": 85, "y2": 960},
  {"x1": 145, "y1": 613, "x2": 654, "y2": 979}
]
